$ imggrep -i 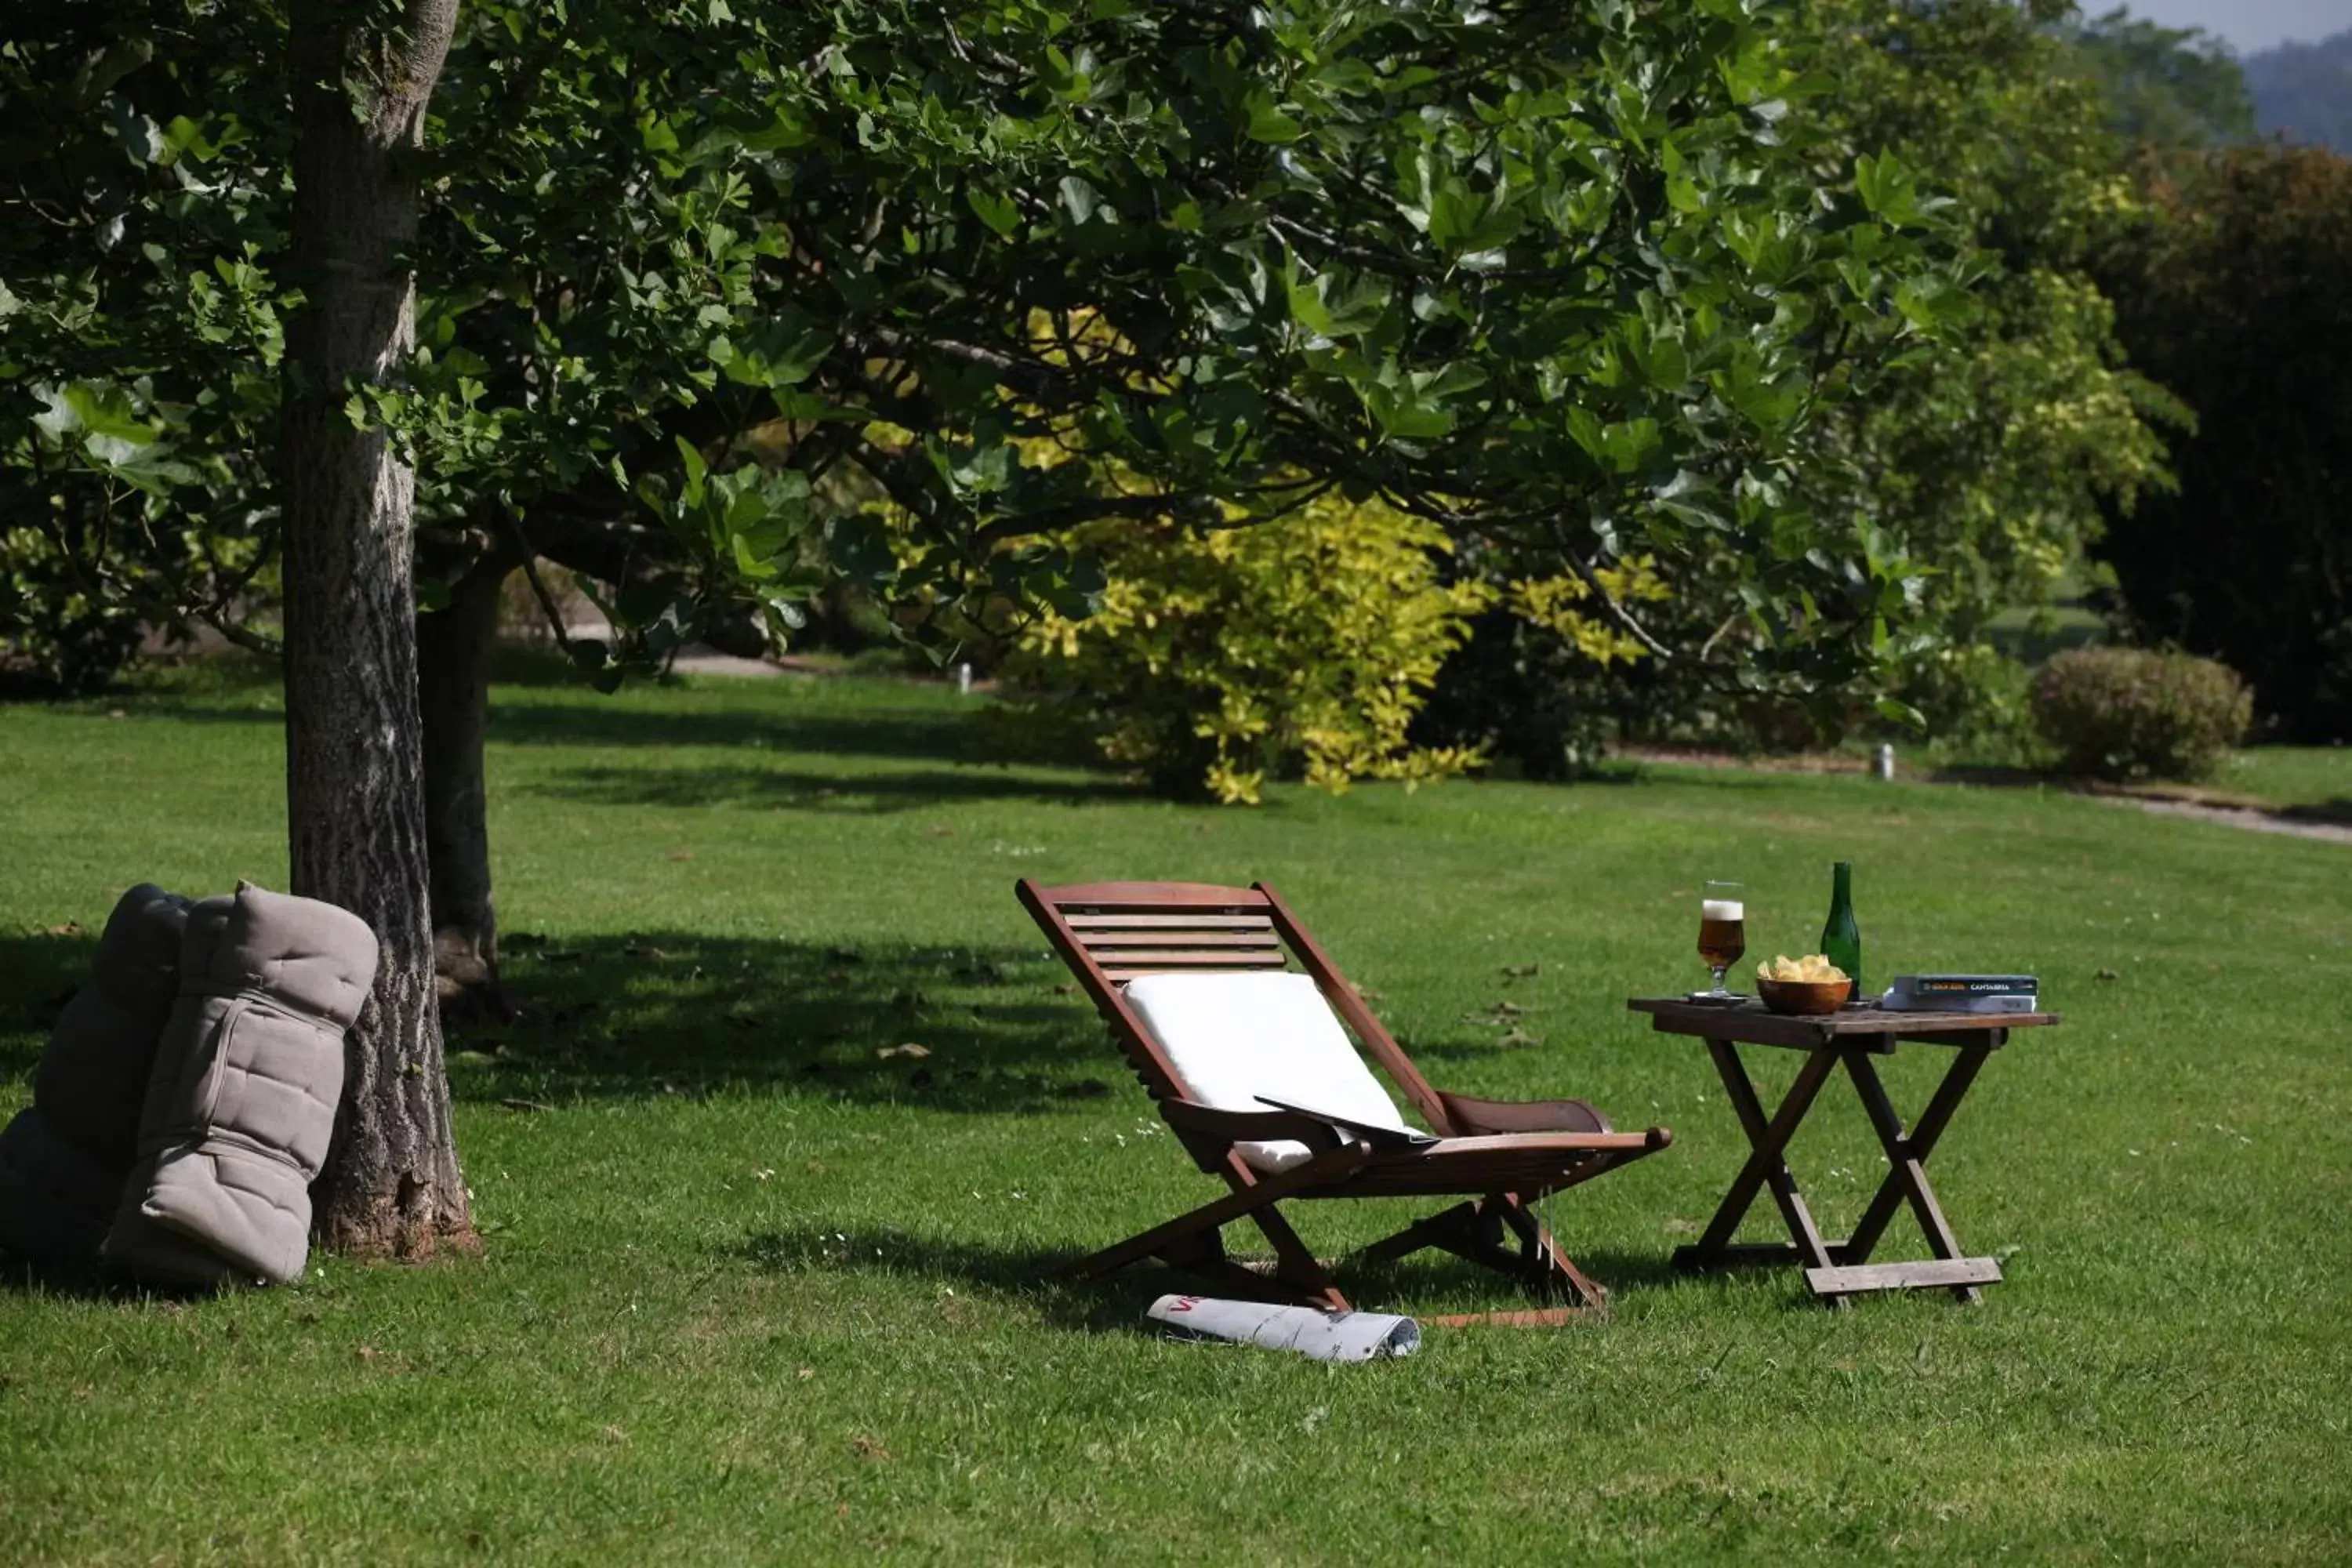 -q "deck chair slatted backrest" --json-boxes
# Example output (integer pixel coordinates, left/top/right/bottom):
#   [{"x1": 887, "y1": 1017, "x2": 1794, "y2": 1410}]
[
  {"x1": 1019, "y1": 877, "x2": 1670, "y2": 1317},
  {"x1": 1021, "y1": 880, "x2": 1453, "y2": 1144}
]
